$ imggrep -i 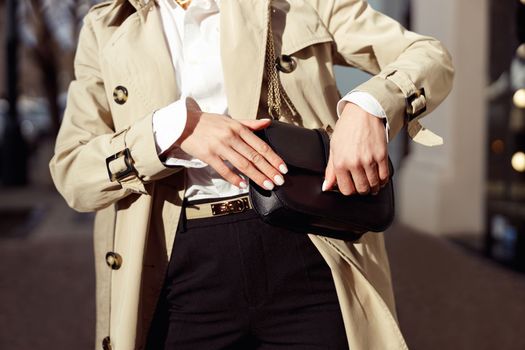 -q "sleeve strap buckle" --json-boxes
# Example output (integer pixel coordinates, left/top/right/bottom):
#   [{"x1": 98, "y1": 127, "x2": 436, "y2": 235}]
[
  {"x1": 406, "y1": 87, "x2": 427, "y2": 122},
  {"x1": 105, "y1": 148, "x2": 135, "y2": 182}
]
